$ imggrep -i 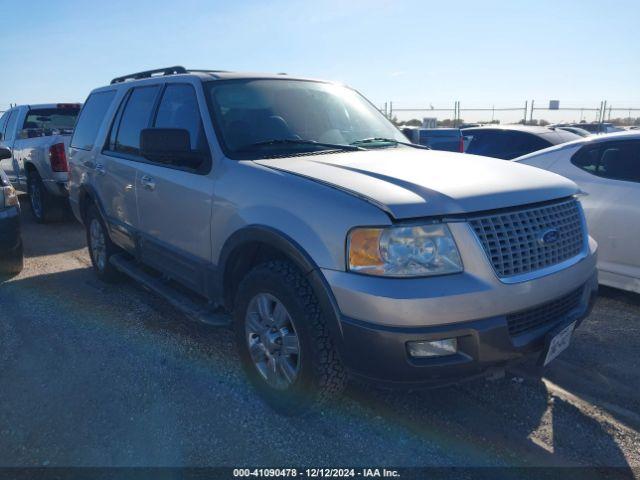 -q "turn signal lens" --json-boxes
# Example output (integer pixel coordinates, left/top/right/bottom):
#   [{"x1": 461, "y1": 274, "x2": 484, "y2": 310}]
[{"x1": 348, "y1": 228, "x2": 384, "y2": 272}]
